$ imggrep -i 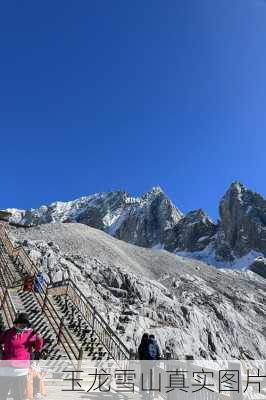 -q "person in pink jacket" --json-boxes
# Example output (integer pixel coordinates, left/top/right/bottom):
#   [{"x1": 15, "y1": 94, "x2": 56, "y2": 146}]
[{"x1": 0, "y1": 313, "x2": 43, "y2": 400}]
